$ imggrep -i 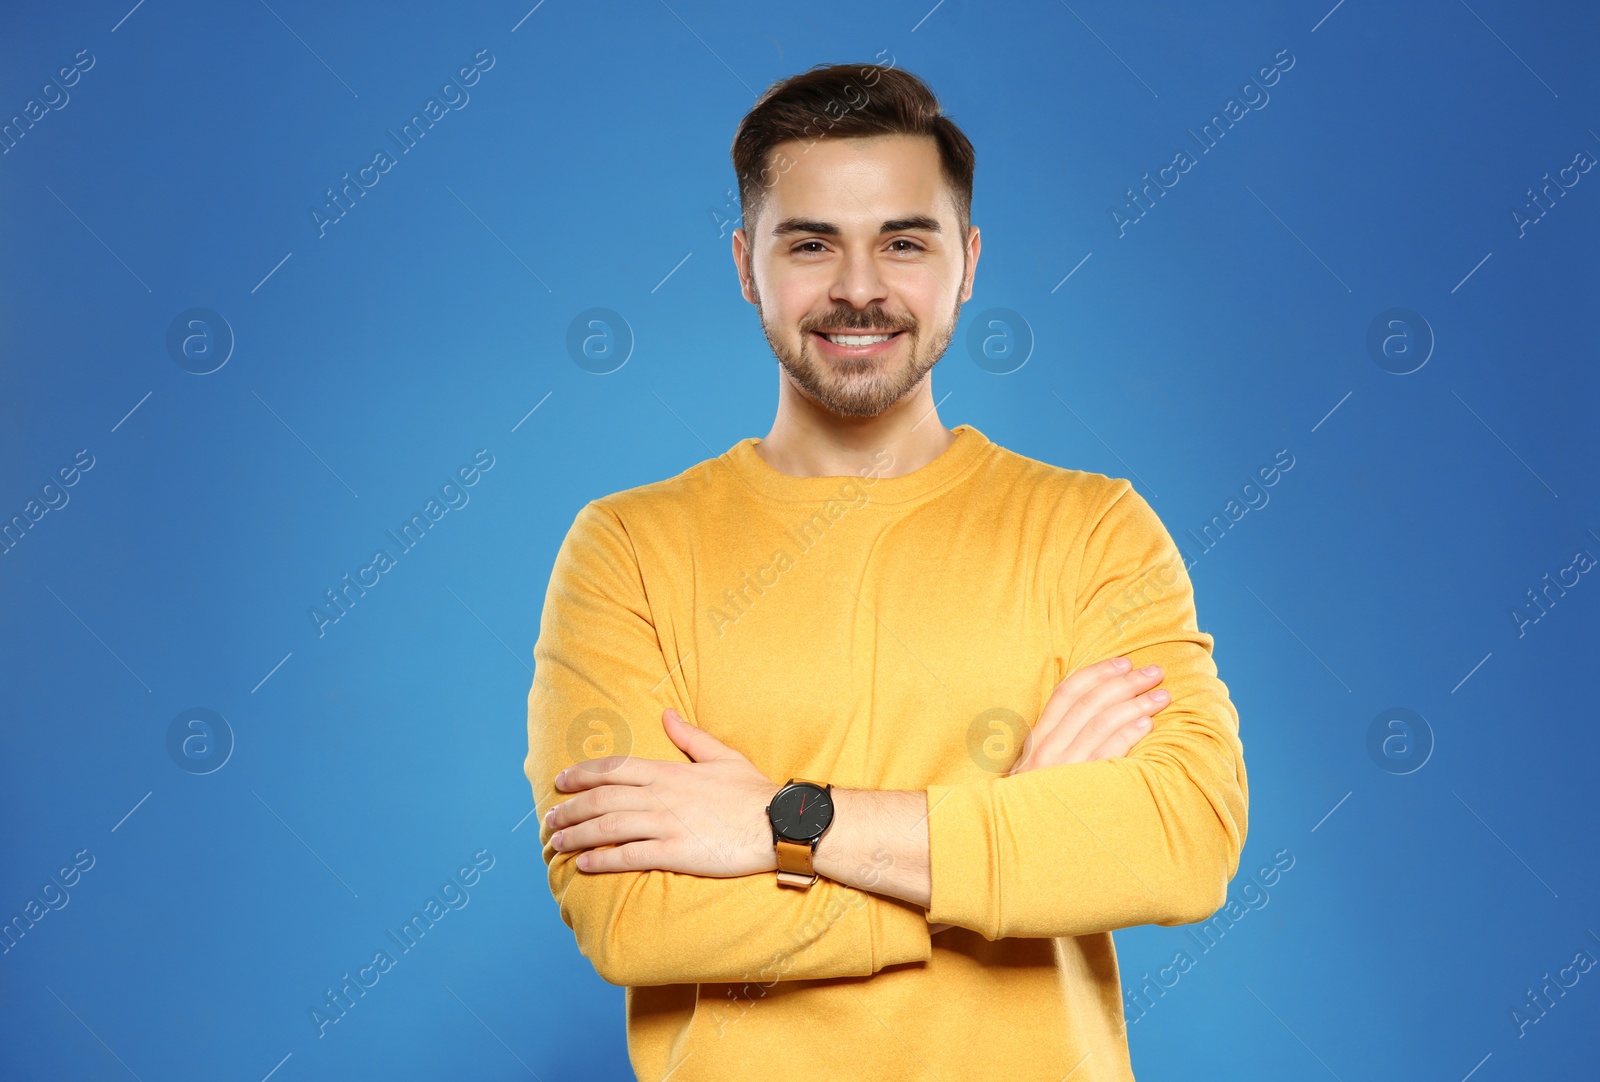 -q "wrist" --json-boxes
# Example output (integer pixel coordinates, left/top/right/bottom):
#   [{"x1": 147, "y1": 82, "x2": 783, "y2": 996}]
[
  {"x1": 812, "y1": 788, "x2": 931, "y2": 908},
  {"x1": 811, "y1": 786, "x2": 851, "y2": 875},
  {"x1": 765, "y1": 778, "x2": 833, "y2": 886},
  {"x1": 758, "y1": 781, "x2": 782, "y2": 872}
]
